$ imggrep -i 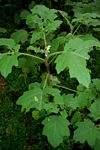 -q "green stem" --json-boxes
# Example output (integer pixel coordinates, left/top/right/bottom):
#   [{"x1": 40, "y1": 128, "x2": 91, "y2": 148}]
[
  {"x1": 49, "y1": 55, "x2": 57, "y2": 64},
  {"x1": 43, "y1": 73, "x2": 49, "y2": 89},
  {"x1": 43, "y1": 32, "x2": 47, "y2": 48},
  {"x1": 48, "y1": 51, "x2": 64, "y2": 59},
  {"x1": 73, "y1": 24, "x2": 81, "y2": 35},
  {"x1": 59, "y1": 10, "x2": 73, "y2": 33},
  {"x1": 20, "y1": 52, "x2": 44, "y2": 62},
  {"x1": 53, "y1": 84, "x2": 77, "y2": 93}
]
